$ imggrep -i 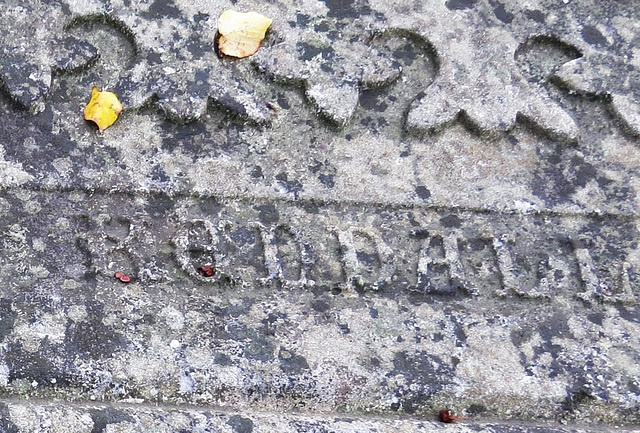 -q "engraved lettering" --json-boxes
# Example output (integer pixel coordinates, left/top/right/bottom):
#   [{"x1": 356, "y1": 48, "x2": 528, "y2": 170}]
[
  {"x1": 336, "y1": 227, "x2": 396, "y2": 290},
  {"x1": 573, "y1": 243, "x2": 601, "y2": 301},
  {"x1": 492, "y1": 235, "x2": 551, "y2": 299},
  {"x1": 72, "y1": 195, "x2": 637, "y2": 307},
  {"x1": 254, "y1": 223, "x2": 314, "y2": 288},
  {"x1": 412, "y1": 230, "x2": 476, "y2": 295},
  {"x1": 457, "y1": 237, "x2": 502, "y2": 296},
  {"x1": 617, "y1": 262, "x2": 637, "y2": 305},
  {"x1": 492, "y1": 235, "x2": 520, "y2": 297},
  {"x1": 88, "y1": 215, "x2": 148, "y2": 280},
  {"x1": 573, "y1": 240, "x2": 636, "y2": 304},
  {"x1": 173, "y1": 219, "x2": 235, "y2": 283}
]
